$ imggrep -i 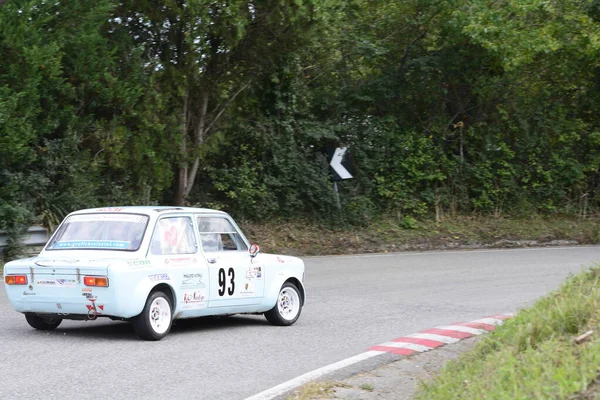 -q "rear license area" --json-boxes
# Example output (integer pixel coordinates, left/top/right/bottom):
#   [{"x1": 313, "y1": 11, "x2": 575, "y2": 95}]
[{"x1": 18, "y1": 271, "x2": 112, "y2": 315}]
